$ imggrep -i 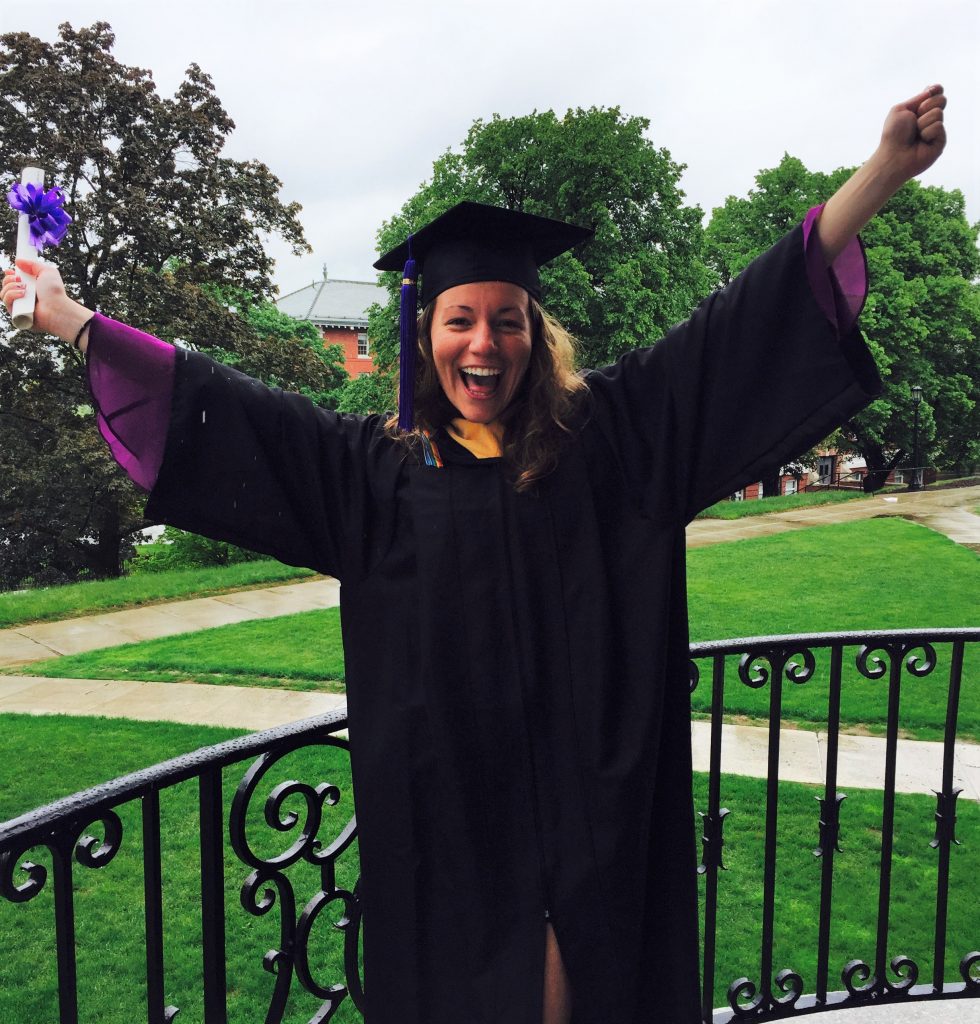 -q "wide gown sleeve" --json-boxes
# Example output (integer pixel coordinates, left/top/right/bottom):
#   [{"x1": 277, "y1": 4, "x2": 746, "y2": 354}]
[
  {"x1": 140, "y1": 349, "x2": 397, "y2": 582},
  {"x1": 584, "y1": 220, "x2": 882, "y2": 524},
  {"x1": 86, "y1": 314, "x2": 176, "y2": 492}
]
